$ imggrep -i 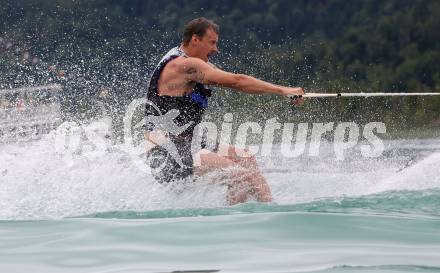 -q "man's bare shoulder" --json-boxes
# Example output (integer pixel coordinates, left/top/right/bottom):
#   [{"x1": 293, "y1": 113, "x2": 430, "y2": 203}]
[
  {"x1": 164, "y1": 57, "x2": 204, "y2": 73},
  {"x1": 177, "y1": 57, "x2": 210, "y2": 70},
  {"x1": 167, "y1": 57, "x2": 227, "y2": 85},
  {"x1": 164, "y1": 56, "x2": 185, "y2": 69}
]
